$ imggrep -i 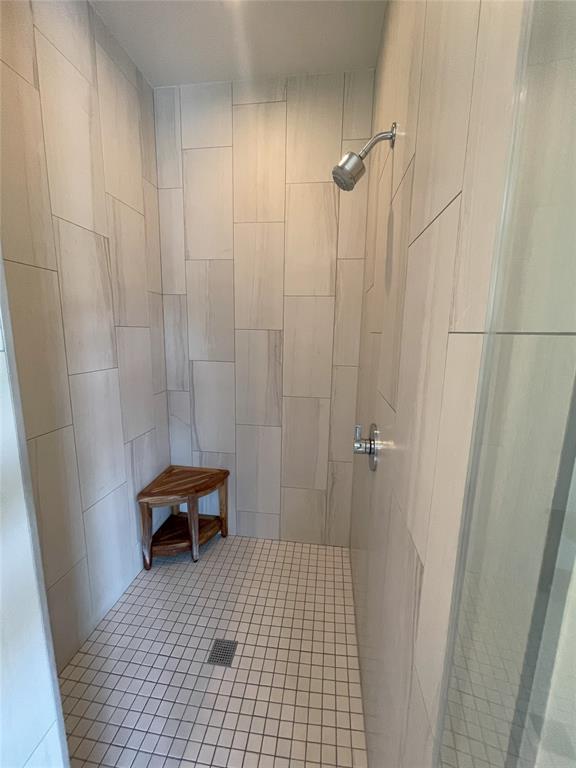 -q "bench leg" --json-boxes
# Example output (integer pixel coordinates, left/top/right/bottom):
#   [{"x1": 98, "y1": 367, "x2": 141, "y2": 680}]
[
  {"x1": 218, "y1": 480, "x2": 228, "y2": 537},
  {"x1": 139, "y1": 502, "x2": 153, "y2": 570},
  {"x1": 187, "y1": 495, "x2": 200, "y2": 562}
]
